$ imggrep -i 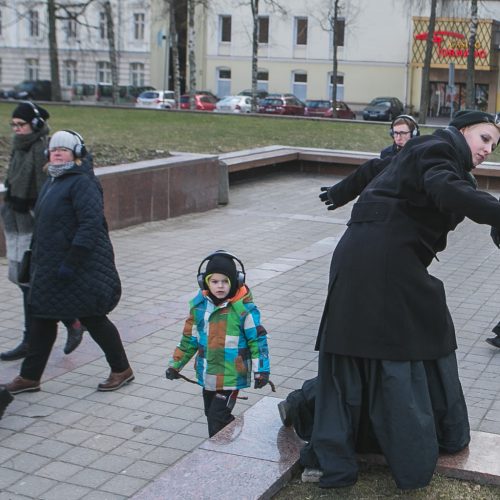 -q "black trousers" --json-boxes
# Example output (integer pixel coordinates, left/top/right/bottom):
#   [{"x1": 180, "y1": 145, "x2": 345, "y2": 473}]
[
  {"x1": 20, "y1": 315, "x2": 130, "y2": 381},
  {"x1": 285, "y1": 377, "x2": 317, "y2": 442},
  {"x1": 300, "y1": 346, "x2": 470, "y2": 490},
  {"x1": 202, "y1": 389, "x2": 239, "y2": 437}
]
